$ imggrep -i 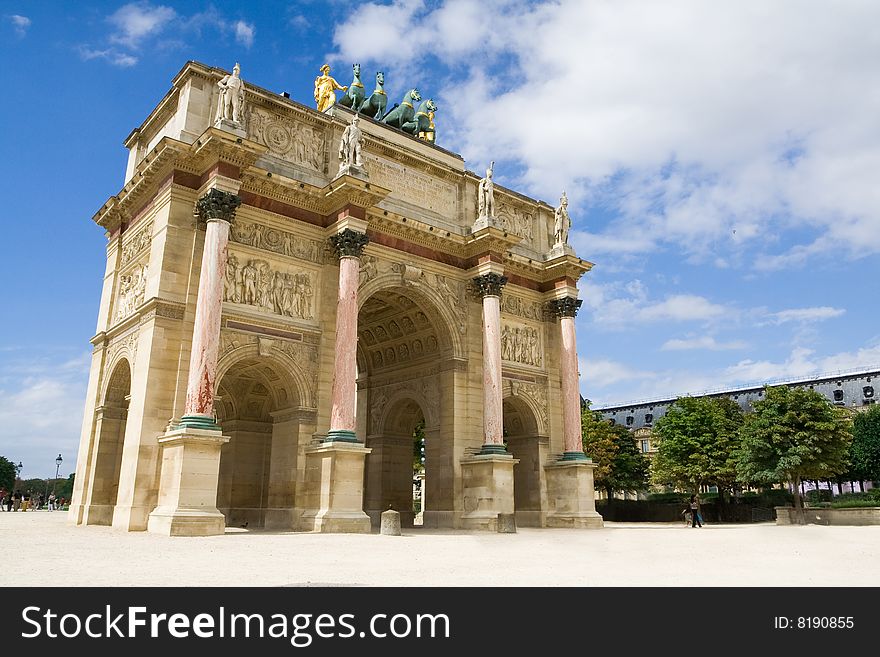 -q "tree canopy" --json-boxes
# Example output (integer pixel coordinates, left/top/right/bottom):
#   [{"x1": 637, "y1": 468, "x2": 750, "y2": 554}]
[
  {"x1": 582, "y1": 405, "x2": 650, "y2": 497},
  {"x1": 0, "y1": 456, "x2": 15, "y2": 492},
  {"x1": 849, "y1": 404, "x2": 880, "y2": 483},
  {"x1": 651, "y1": 396, "x2": 742, "y2": 495},
  {"x1": 736, "y1": 385, "x2": 852, "y2": 516}
]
